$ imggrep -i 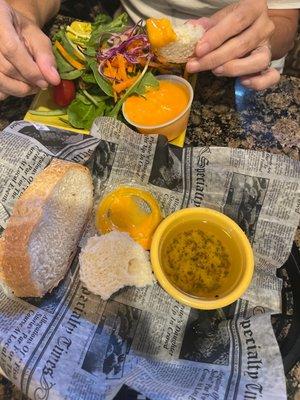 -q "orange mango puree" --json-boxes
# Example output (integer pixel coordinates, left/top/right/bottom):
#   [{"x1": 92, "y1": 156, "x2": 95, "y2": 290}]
[
  {"x1": 146, "y1": 18, "x2": 177, "y2": 48},
  {"x1": 96, "y1": 186, "x2": 163, "y2": 250},
  {"x1": 124, "y1": 80, "x2": 190, "y2": 126}
]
